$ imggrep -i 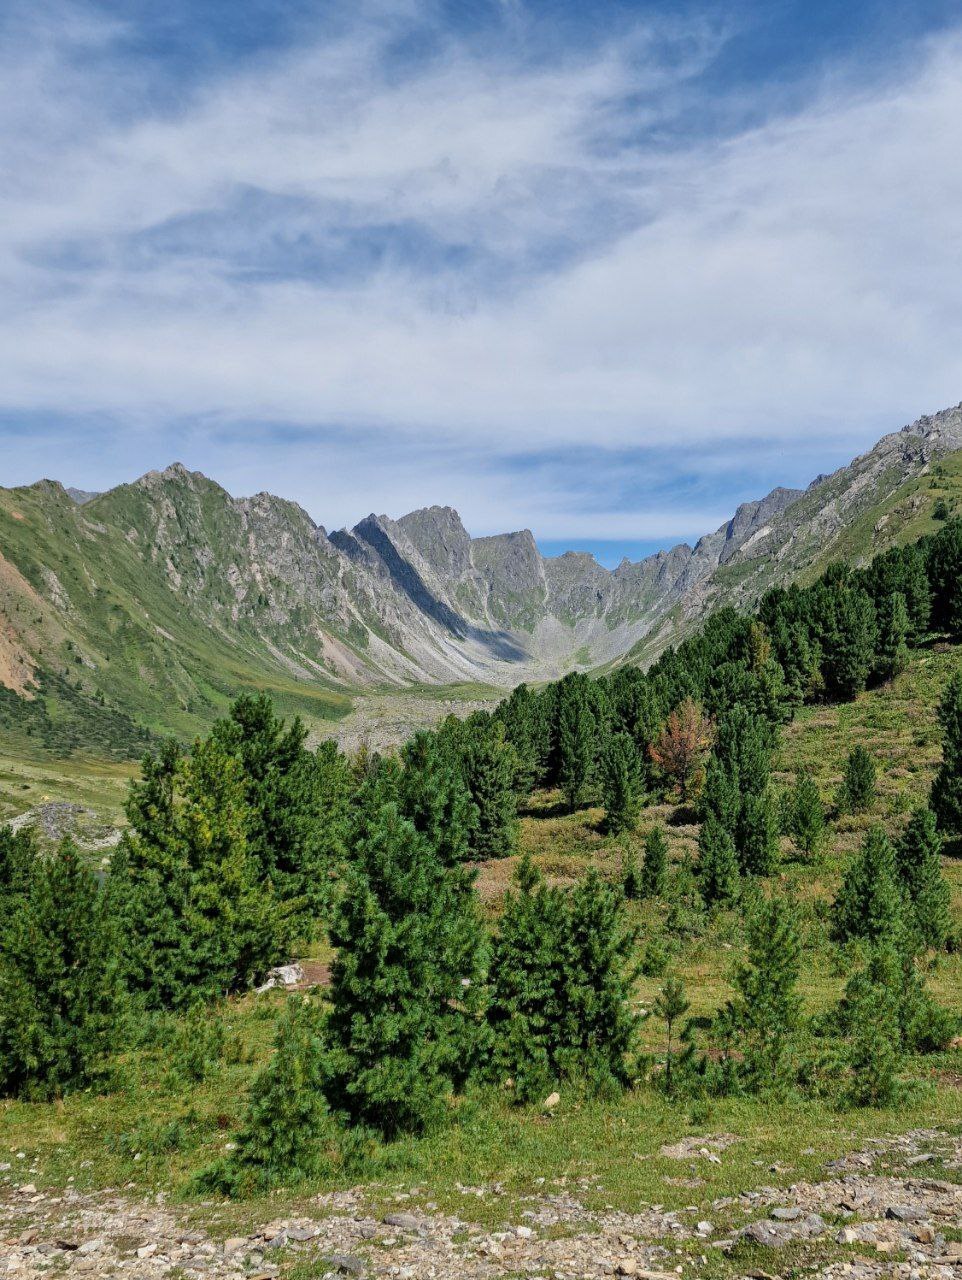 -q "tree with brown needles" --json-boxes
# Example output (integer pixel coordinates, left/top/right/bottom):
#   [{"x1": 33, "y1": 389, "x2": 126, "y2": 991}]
[{"x1": 648, "y1": 698, "x2": 714, "y2": 802}]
